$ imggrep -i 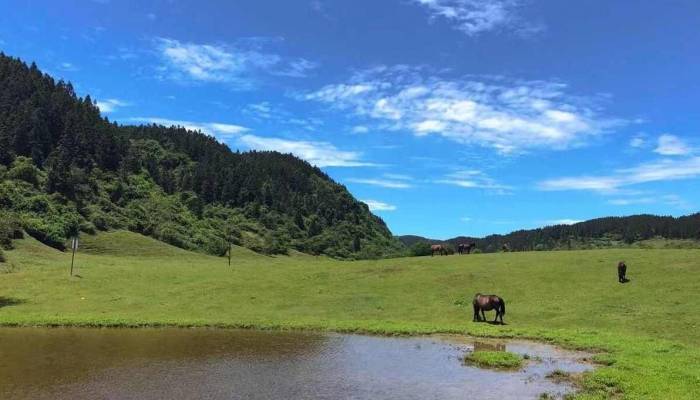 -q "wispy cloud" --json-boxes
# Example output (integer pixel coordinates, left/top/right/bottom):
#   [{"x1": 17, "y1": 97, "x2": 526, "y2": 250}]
[
  {"x1": 129, "y1": 117, "x2": 248, "y2": 137},
  {"x1": 241, "y1": 101, "x2": 323, "y2": 131},
  {"x1": 382, "y1": 173, "x2": 412, "y2": 181},
  {"x1": 435, "y1": 169, "x2": 512, "y2": 193},
  {"x1": 629, "y1": 134, "x2": 647, "y2": 149},
  {"x1": 362, "y1": 199, "x2": 397, "y2": 211},
  {"x1": 304, "y1": 66, "x2": 622, "y2": 154},
  {"x1": 347, "y1": 177, "x2": 413, "y2": 189},
  {"x1": 96, "y1": 98, "x2": 129, "y2": 114},
  {"x1": 352, "y1": 125, "x2": 369, "y2": 134},
  {"x1": 545, "y1": 219, "x2": 582, "y2": 225},
  {"x1": 238, "y1": 134, "x2": 374, "y2": 167},
  {"x1": 242, "y1": 102, "x2": 274, "y2": 119},
  {"x1": 154, "y1": 38, "x2": 317, "y2": 88},
  {"x1": 608, "y1": 194, "x2": 692, "y2": 210},
  {"x1": 412, "y1": 0, "x2": 544, "y2": 37},
  {"x1": 58, "y1": 62, "x2": 78, "y2": 71},
  {"x1": 539, "y1": 157, "x2": 700, "y2": 192},
  {"x1": 654, "y1": 134, "x2": 691, "y2": 156},
  {"x1": 274, "y1": 58, "x2": 319, "y2": 78},
  {"x1": 608, "y1": 197, "x2": 655, "y2": 206}
]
